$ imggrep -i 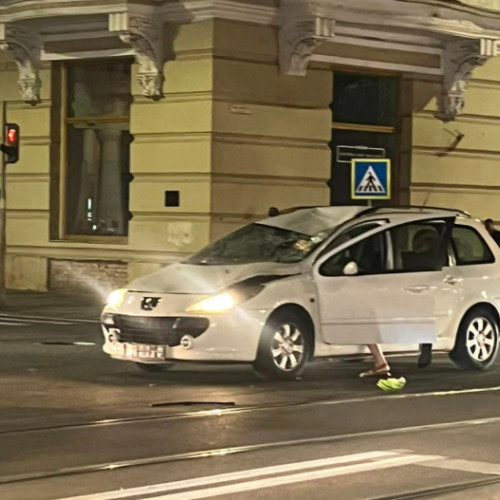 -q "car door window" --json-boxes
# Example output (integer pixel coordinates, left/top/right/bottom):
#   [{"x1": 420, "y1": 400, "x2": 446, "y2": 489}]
[
  {"x1": 390, "y1": 221, "x2": 448, "y2": 273},
  {"x1": 451, "y1": 226, "x2": 495, "y2": 266},
  {"x1": 317, "y1": 221, "x2": 385, "y2": 259},
  {"x1": 320, "y1": 231, "x2": 386, "y2": 277}
]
